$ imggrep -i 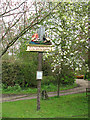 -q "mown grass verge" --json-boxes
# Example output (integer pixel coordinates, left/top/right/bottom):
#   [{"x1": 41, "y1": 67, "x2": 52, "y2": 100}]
[{"x1": 2, "y1": 93, "x2": 88, "y2": 118}]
